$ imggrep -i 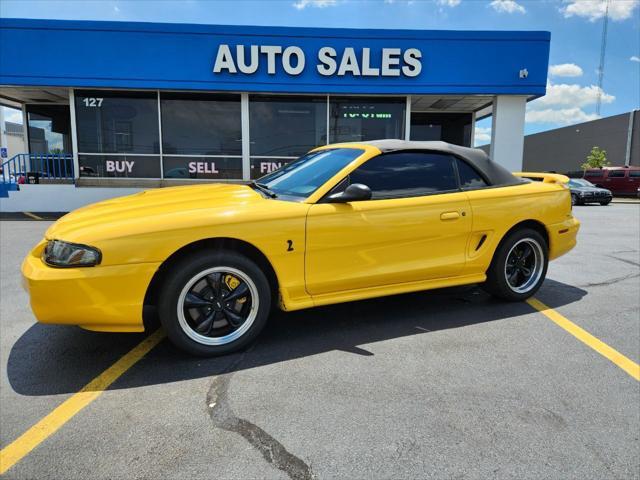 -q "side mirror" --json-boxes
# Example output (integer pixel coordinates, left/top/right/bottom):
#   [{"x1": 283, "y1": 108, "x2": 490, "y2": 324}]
[{"x1": 326, "y1": 183, "x2": 372, "y2": 203}]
